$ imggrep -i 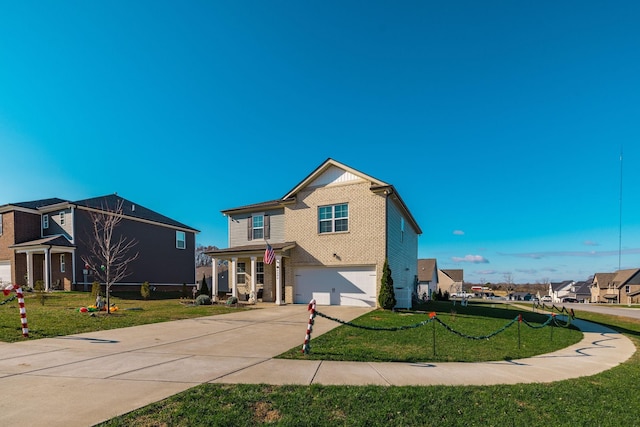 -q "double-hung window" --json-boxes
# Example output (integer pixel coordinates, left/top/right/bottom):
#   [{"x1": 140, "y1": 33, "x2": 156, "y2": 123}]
[
  {"x1": 318, "y1": 203, "x2": 348, "y2": 234},
  {"x1": 60, "y1": 254, "x2": 66, "y2": 273},
  {"x1": 43, "y1": 214, "x2": 49, "y2": 229},
  {"x1": 60, "y1": 211, "x2": 65, "y2": 226},
  {"x1": 0, "y1": 213, "x2": 3, "y2": 235},
  {"x1": 176, "y1": 231, "x2": 186, "y2": 249},
  {"x1": 252, "y1": 215, "x2": 264, "y2": 240}
]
